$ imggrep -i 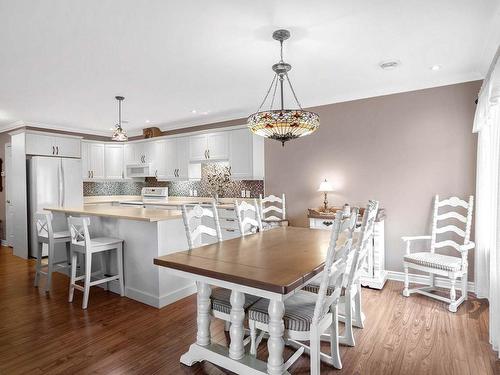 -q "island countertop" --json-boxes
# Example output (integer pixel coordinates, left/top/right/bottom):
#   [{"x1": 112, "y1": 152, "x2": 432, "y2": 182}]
[{"x1": 45, "y1": 205, "x2": 183, "y2": 222}]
